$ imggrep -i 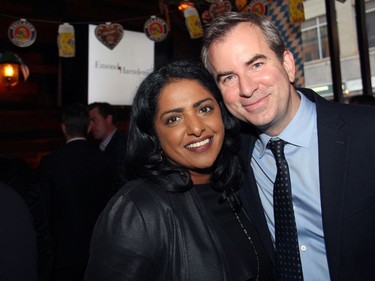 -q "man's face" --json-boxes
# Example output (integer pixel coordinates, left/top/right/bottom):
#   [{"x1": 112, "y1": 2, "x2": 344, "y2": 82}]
[
  {"x1": 89, "y1": 107, "x2": 111, "y2": 141},
  {"x1": 208, "y1": 22, "x2": 300, "y2": 136}
]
